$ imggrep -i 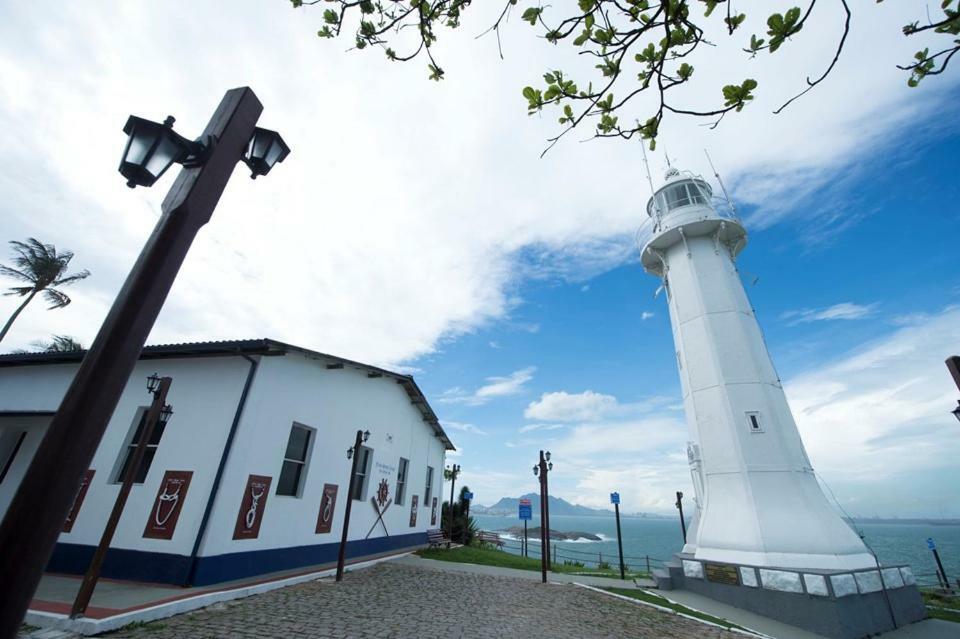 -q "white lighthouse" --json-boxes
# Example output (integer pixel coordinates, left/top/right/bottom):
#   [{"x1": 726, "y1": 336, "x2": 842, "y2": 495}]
[{"x1": 641, "y1": 167, "x2": 875, "y2": 571}]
